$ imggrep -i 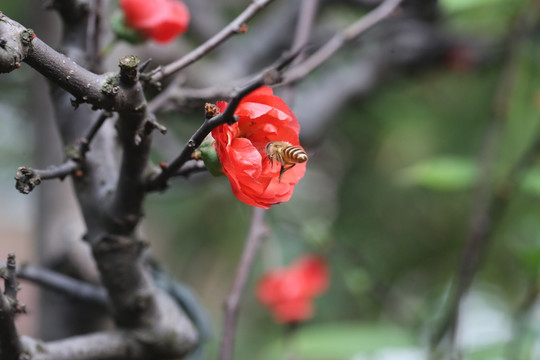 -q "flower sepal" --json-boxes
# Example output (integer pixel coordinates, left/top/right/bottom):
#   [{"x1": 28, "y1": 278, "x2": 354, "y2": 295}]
[
  {"x1": 111, "y1": 11, "x2": 146, "y2": 45},
  {"x1": 197, "y1": 141, "x2": 224, "y2": 177}
]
